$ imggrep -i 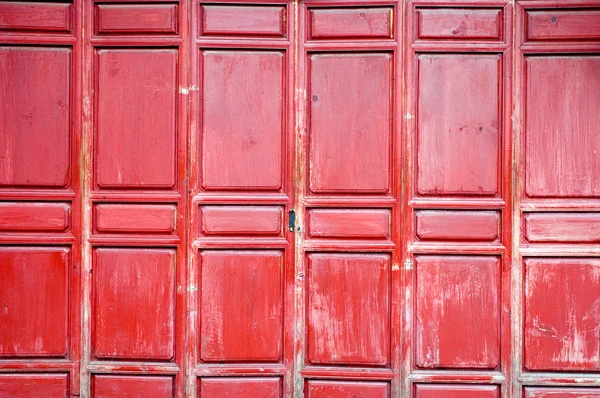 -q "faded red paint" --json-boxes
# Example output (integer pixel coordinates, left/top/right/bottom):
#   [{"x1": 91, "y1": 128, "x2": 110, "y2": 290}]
[{"x1": 1, "y1": 0, "x2": 599, "y2": 397}]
